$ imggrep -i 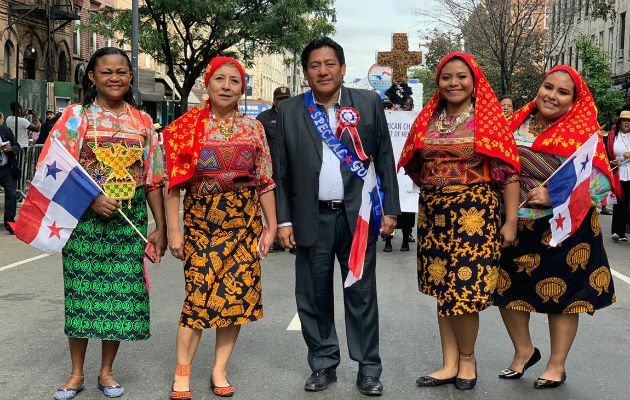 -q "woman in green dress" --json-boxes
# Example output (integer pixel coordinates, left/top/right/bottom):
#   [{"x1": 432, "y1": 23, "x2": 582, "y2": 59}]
[{"x1": 42, "y1": 47, "x2": 167, "y2": 399}]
